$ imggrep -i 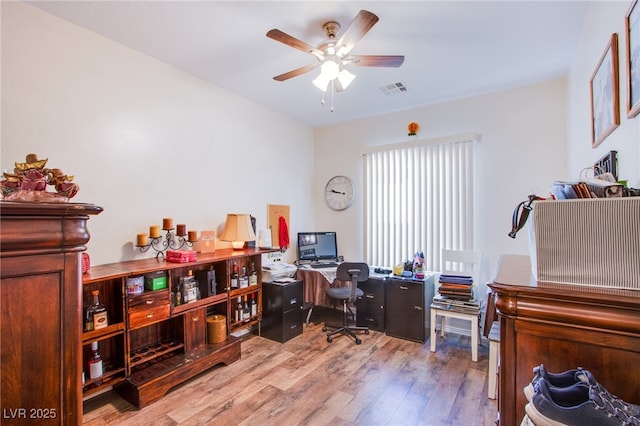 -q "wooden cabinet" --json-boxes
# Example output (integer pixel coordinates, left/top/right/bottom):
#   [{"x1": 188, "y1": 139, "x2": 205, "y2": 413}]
[
  {"x1": 490, "y1": 255, "x2": 640, "y2": 426},
  {"x1": 0, "y1": 201, "x2": 102, "y2": 425},
  {"x1": 261, "y1": 280, "x2": 304, "y2": 343},
  {"x1": 385, "y1": 277, "x2": 427, "y2": 343},
  {"x1": 82, "y1": 248, "x2": 274, "y2": 409},
  {"x1": 356, "y1": 277, "x2": 386, "y2": 332}
]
